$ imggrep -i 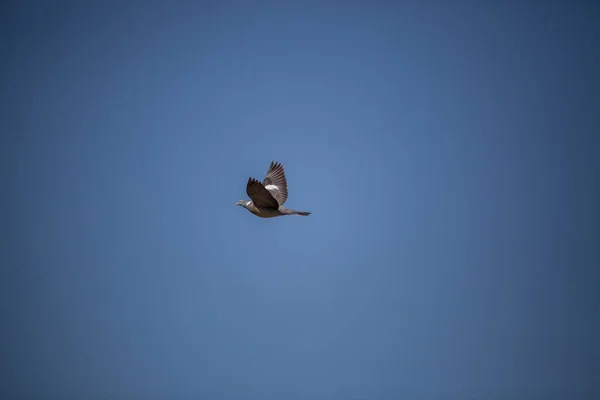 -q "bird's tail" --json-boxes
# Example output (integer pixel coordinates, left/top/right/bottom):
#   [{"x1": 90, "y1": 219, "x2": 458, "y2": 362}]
[
  {"x1": 285, "y1": 209, "x2": 311, "y2": 216},
  {"x1": 294, "y1": 211, "x2": 311, "y2": 216}
]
